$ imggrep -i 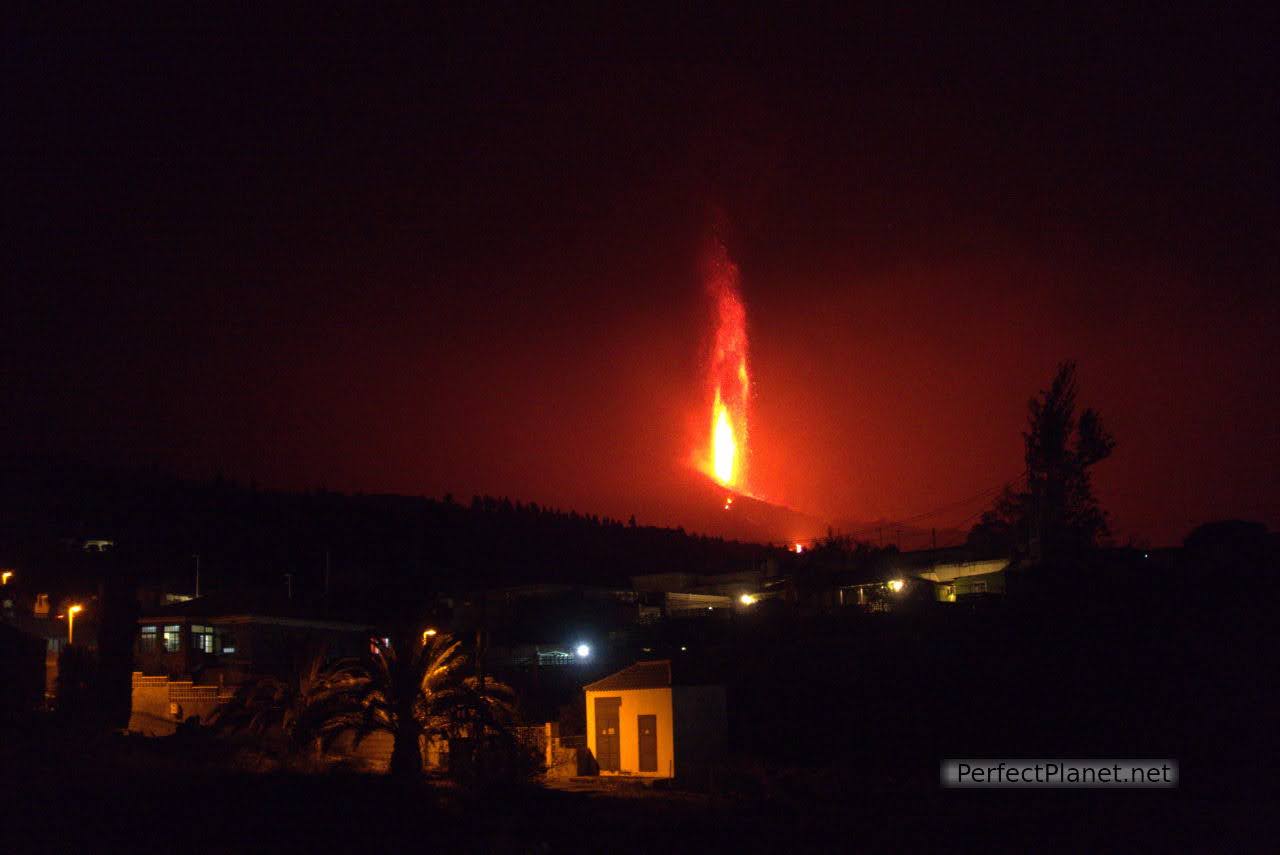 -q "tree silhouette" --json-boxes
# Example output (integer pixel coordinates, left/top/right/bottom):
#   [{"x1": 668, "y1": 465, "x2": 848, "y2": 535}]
[
  {"x1": 315, "y1": 633, "x2": 517, "y2": 782},
  {"x1": 969, "y1": 361, "x2": 1115, "y2": 561},
  {"x1": 208, "y1": 648, "x2": 365, "y2": 752}
]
